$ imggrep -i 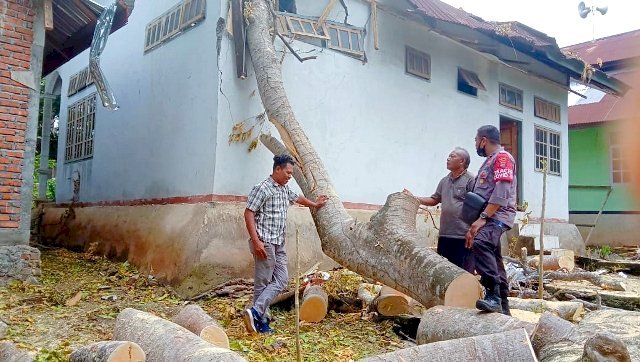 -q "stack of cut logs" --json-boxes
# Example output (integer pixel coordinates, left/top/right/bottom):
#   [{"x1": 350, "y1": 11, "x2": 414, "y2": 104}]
[{"x1": 65, "y1": 304, "x2": 244, "y2": 362}]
